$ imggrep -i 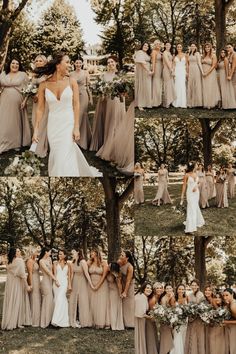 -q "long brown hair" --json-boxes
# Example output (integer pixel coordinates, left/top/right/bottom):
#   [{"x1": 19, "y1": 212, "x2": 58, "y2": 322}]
[{"x1": 203, "y1": 43, "x2": 213, "y2": 58}]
